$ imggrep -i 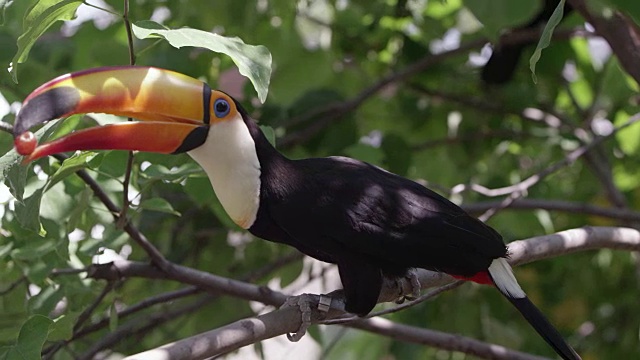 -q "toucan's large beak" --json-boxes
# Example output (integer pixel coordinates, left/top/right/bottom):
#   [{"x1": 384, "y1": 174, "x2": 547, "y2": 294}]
[{"x1": 14, "y1": 66, "x2": 212, "y2": 162}]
